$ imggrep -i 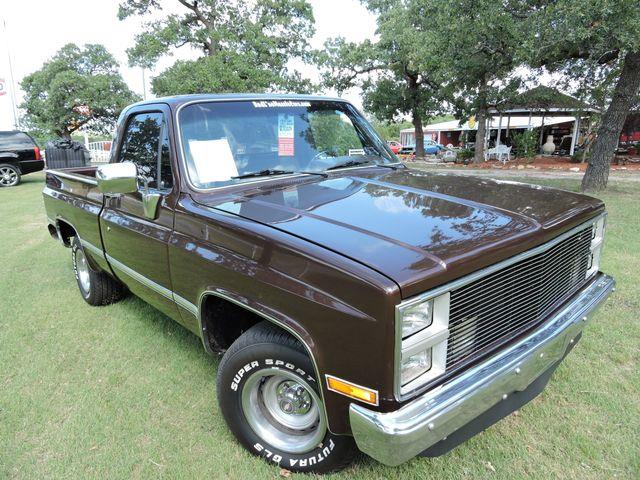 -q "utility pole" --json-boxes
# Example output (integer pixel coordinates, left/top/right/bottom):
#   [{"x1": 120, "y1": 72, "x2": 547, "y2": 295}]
[
  {"x1": 142, "y1": 67, "x2": 147, "y2": 100},
  {"x1": 1, "y1": 19, "x2": 19, "y2": 129}
]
